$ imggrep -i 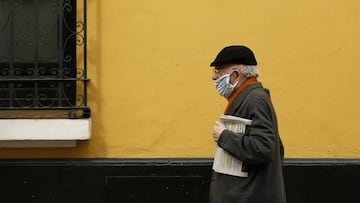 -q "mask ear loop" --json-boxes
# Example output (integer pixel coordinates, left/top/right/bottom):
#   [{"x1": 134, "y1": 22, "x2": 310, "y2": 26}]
[{"x1": 229, "y1": 70, "x2": 240, "y2": 86}]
